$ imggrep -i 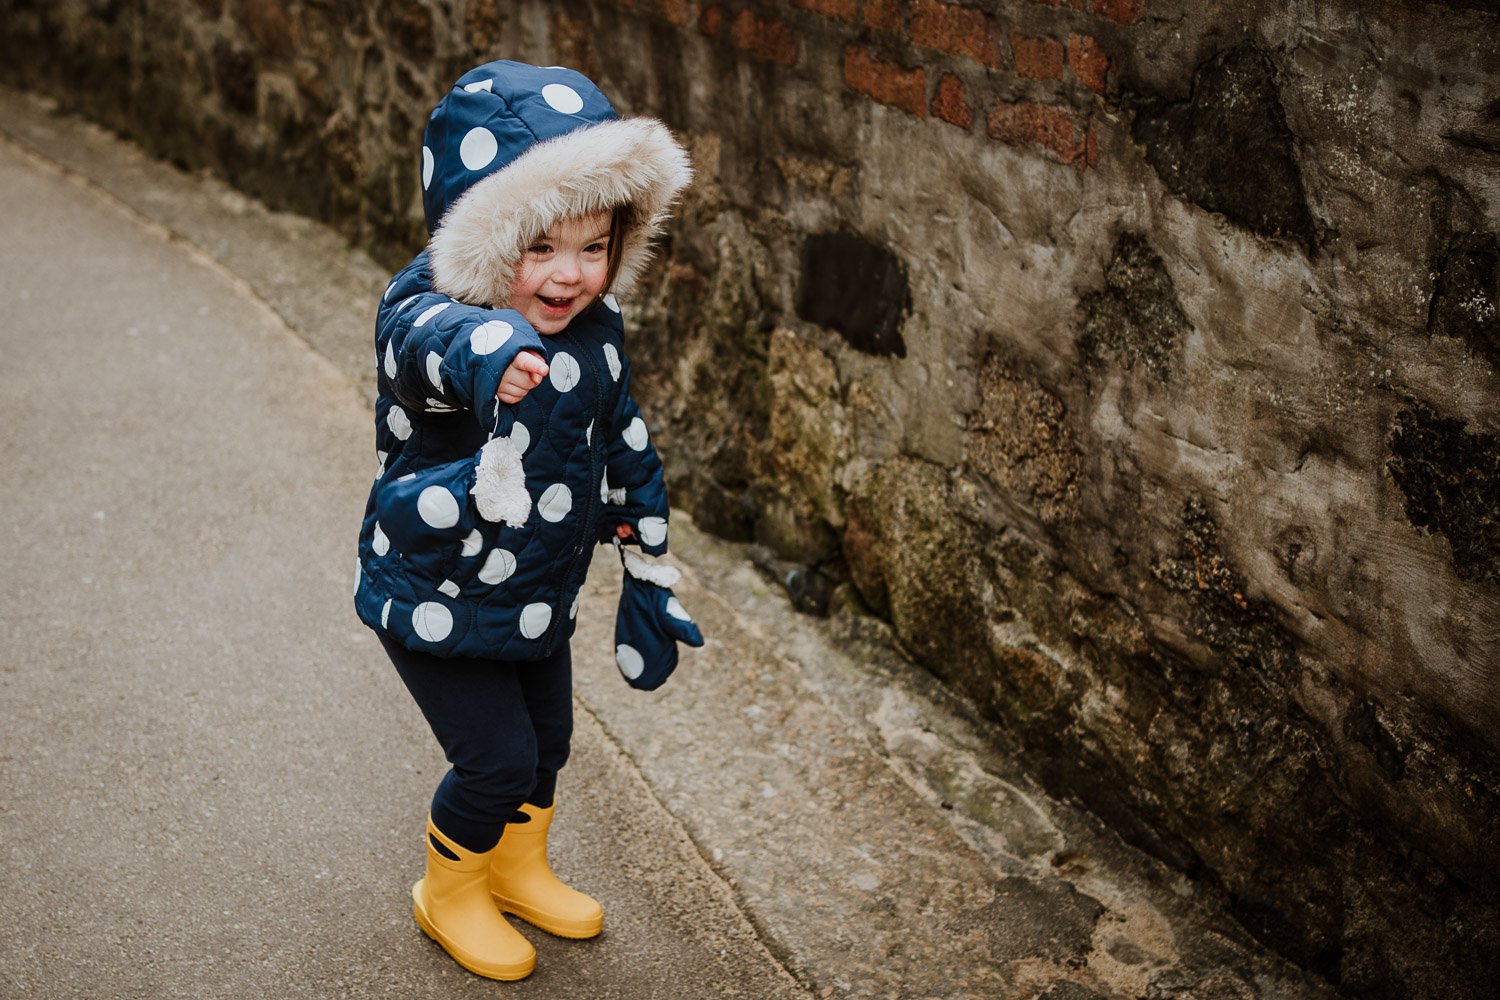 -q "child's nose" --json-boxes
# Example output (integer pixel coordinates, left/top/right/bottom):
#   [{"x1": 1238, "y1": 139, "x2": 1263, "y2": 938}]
[{"x1": 552, "y1": 254, "x2": 582, "y2": 283}]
